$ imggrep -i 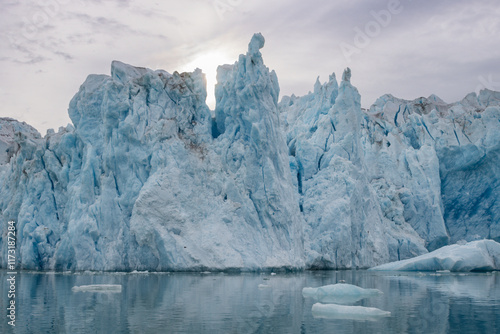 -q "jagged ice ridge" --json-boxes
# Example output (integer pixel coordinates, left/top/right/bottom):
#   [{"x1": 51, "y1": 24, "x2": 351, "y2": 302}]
[{"x1": 1, "y1": 34, "x2": 499, "y2": 271}]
